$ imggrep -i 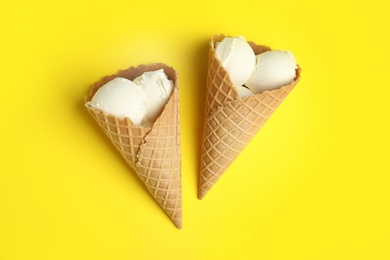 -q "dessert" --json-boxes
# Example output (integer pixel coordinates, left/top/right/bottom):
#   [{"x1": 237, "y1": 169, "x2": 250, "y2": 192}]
[
  {"x1": 85, "y1": 63, "x2": 182, "y2": 228},
  {"x1": 88, "y1": 69, "x2": 173, "y2": 127},
  {"x1": 246, "y1": 50, "x2": 297, "y2": 93},
  {"x1": 215, "y1": 36, "x2": 256, "y2": 89},
  {"x1": 199, "y1": 34, "x2": 301, "y2": 199}
]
